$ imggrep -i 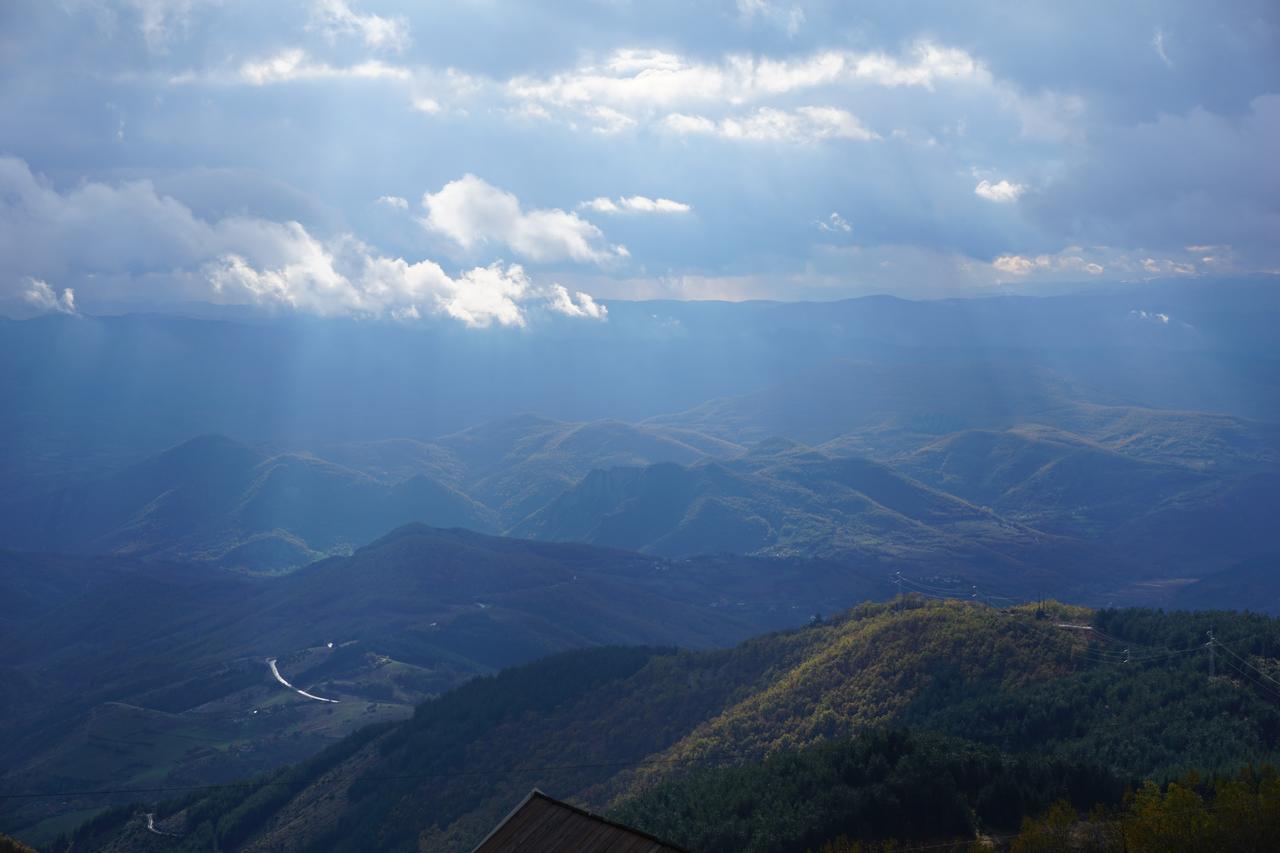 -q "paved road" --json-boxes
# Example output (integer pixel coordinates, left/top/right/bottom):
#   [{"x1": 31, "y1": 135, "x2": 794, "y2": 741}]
[
  {"x1": 145, "y1": 813, "x2": 177, "y2": 836},
  {"x1": 267, "y1": 658, "x2": 339, "y2": 703}
]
